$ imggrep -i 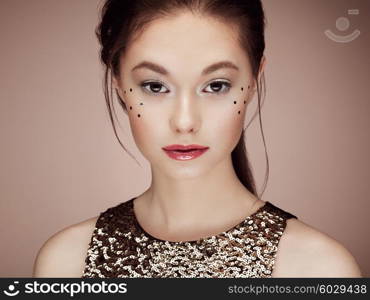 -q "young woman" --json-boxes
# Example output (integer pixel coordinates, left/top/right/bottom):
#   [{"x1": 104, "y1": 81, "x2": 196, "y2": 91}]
[{"x1": 33, "y1": 0, "x2": 362, "y2": 278}]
